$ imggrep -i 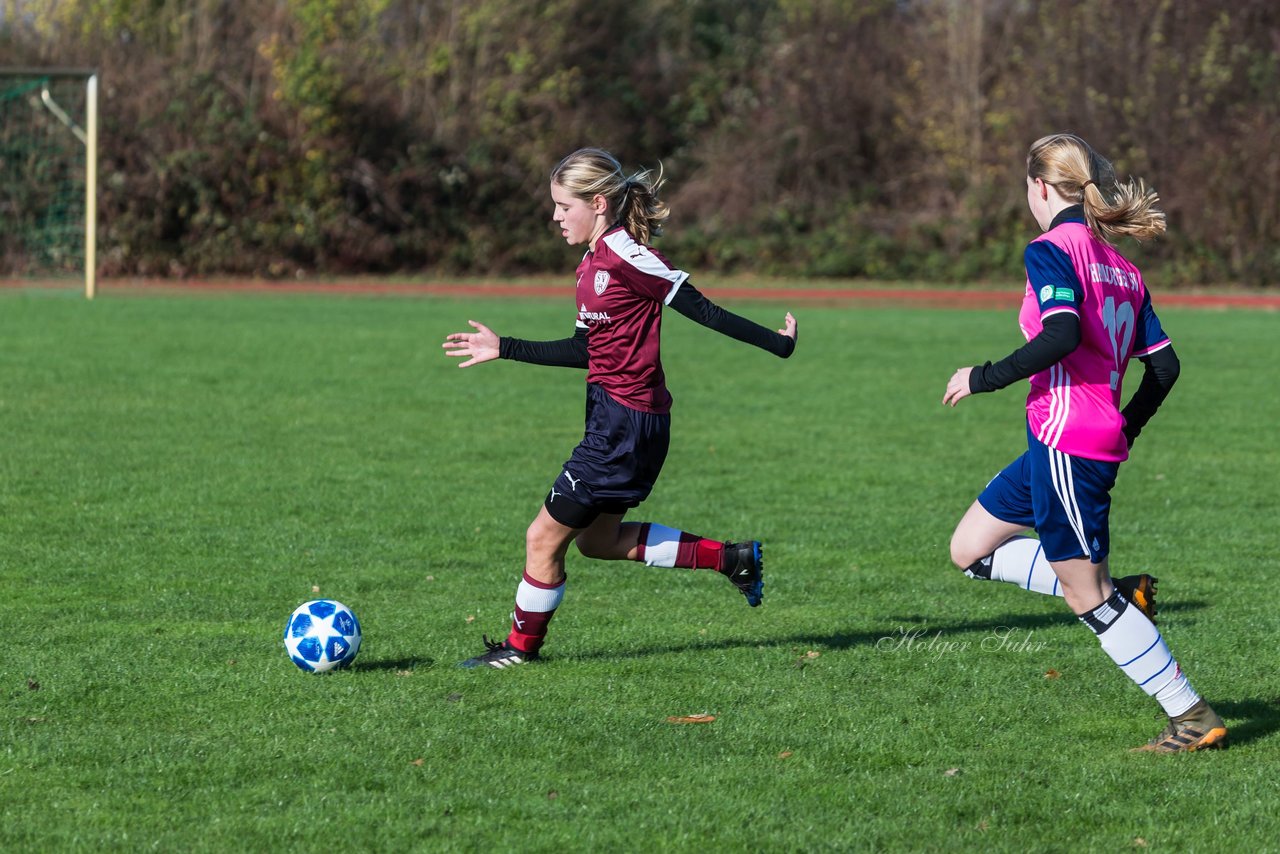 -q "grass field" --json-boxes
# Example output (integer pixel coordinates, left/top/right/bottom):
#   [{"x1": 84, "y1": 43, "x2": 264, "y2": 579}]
[{"x1": 2, "y1": 288, "x2": 1278, "y2": 851}]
